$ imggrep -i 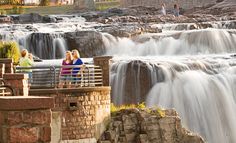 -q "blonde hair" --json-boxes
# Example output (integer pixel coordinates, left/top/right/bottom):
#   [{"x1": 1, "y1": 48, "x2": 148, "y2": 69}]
[
  {"x1": 65, "y1": 51, "x2": 73, "y2": 62},
  {"x1": 72, "y1": 49, "x2": 80, "y2": 59},
  {"x1": 21, "y1": 49, "x2": 28, "y2": 58}
]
